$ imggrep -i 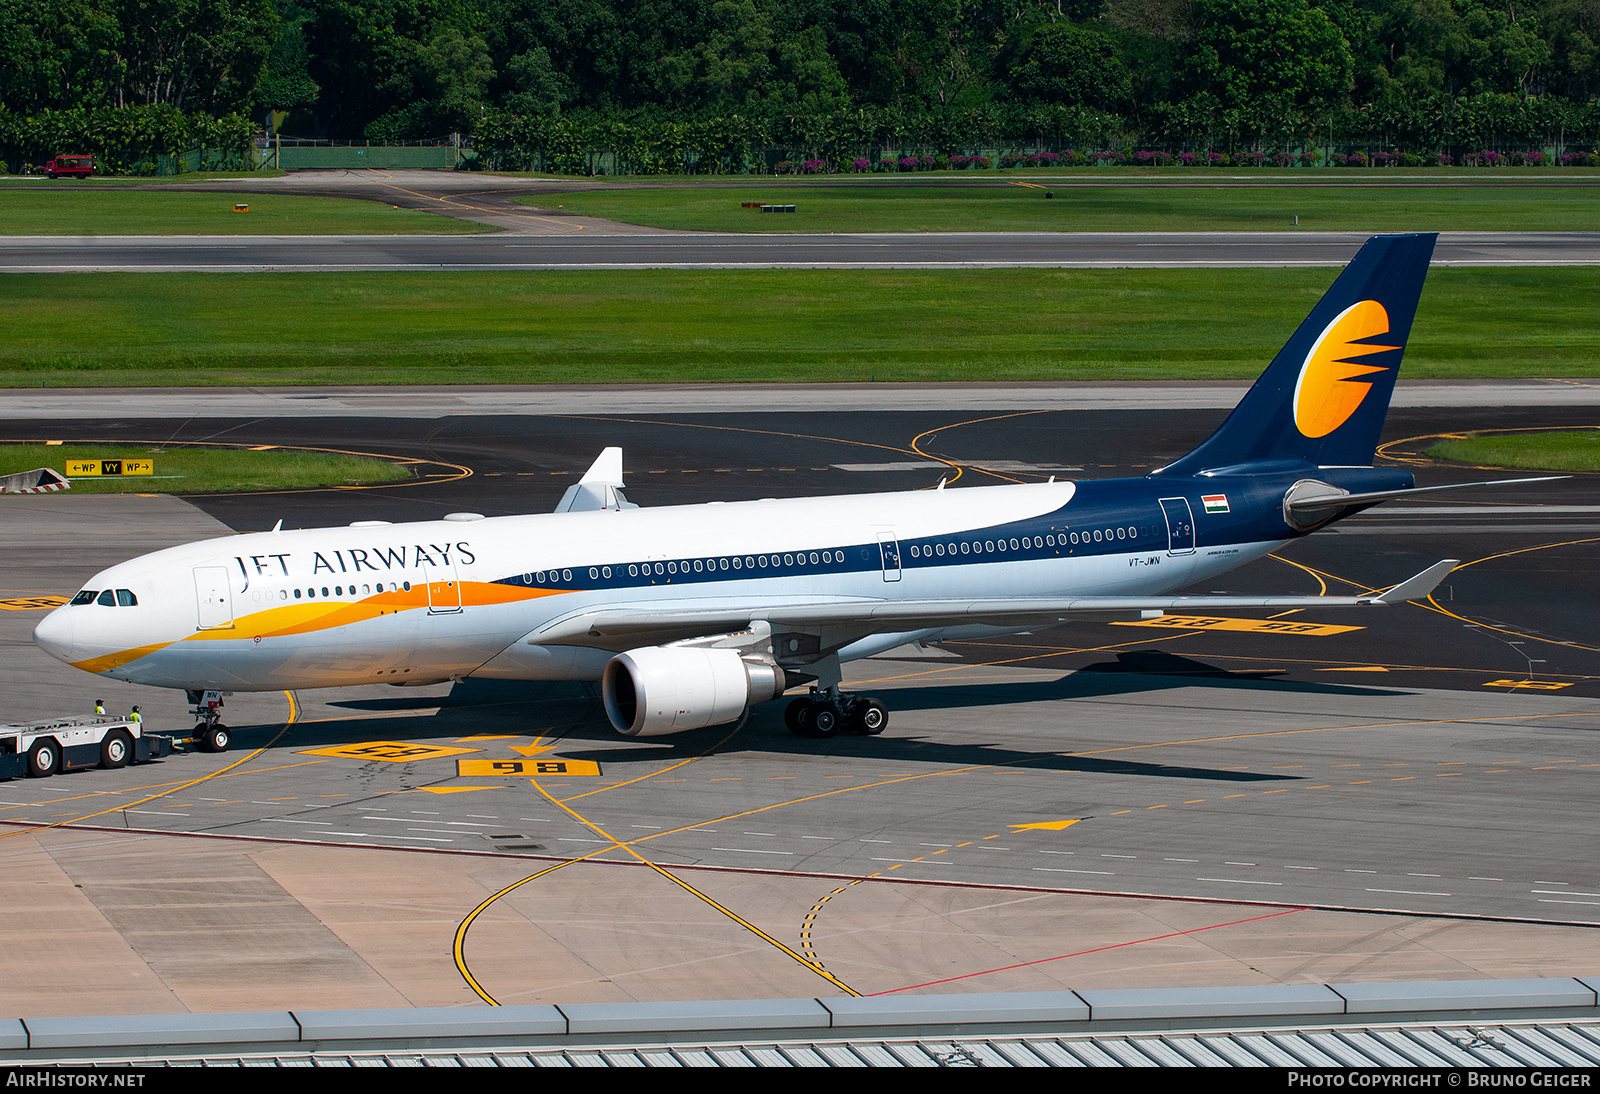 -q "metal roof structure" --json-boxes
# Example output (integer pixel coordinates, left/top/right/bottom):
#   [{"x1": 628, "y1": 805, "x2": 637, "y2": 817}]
[{"x1": 8, "y1": 977, "x2": 1600, "y2": 1067}]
